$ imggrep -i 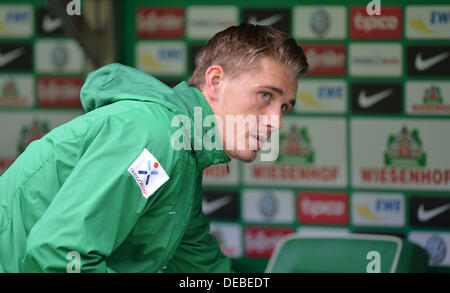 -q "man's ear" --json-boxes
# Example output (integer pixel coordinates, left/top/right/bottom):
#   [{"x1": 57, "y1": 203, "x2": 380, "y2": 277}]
[{"x1": 203, "y1": 65, "x2": 224, "y2": 103}]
